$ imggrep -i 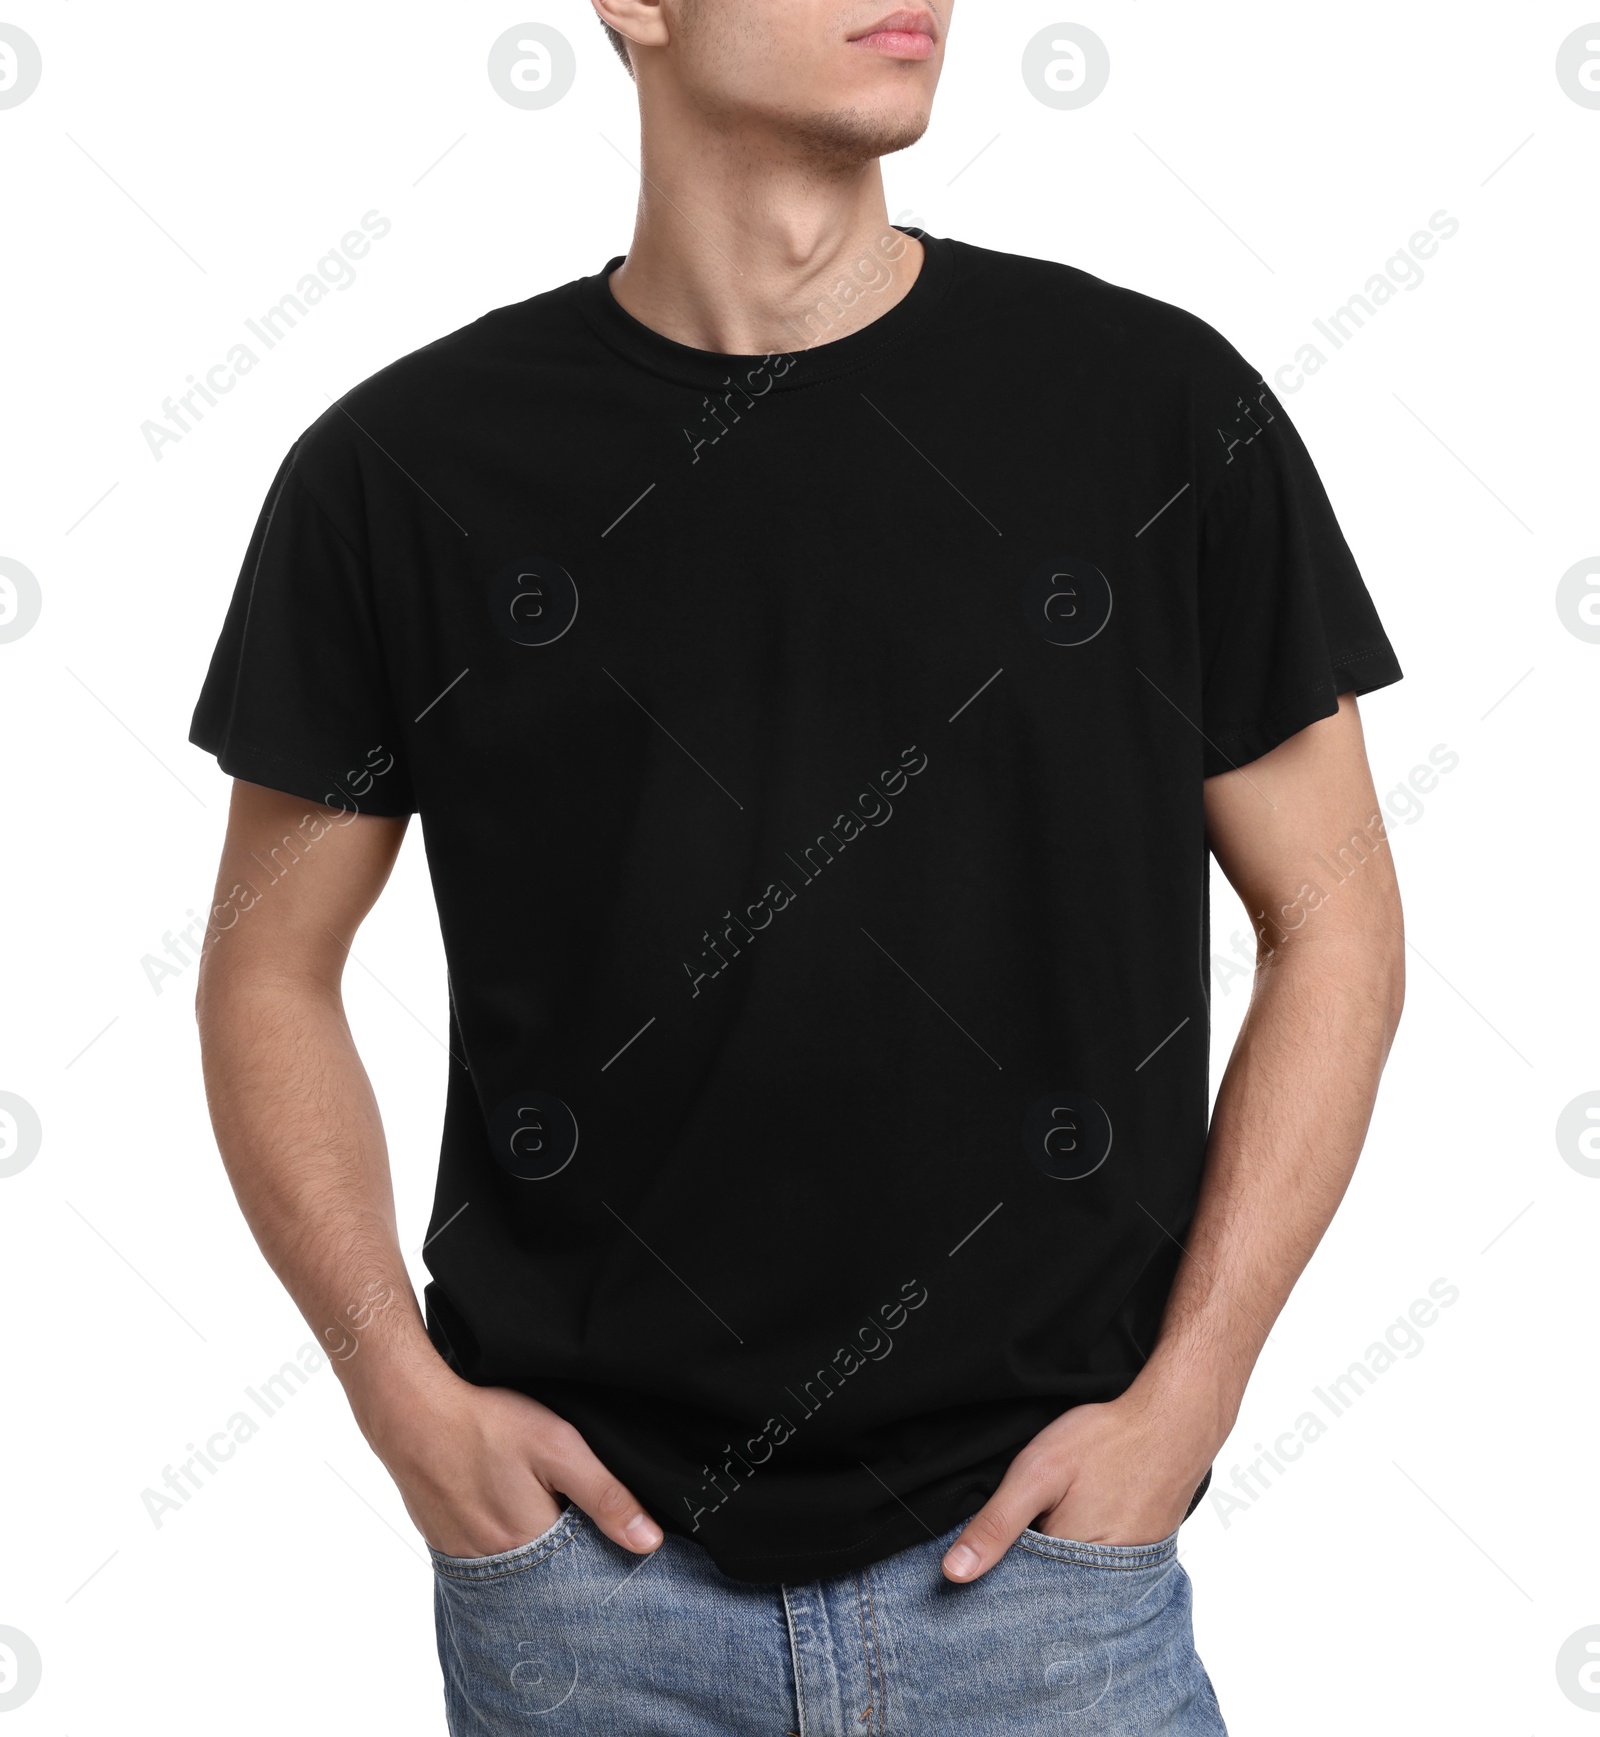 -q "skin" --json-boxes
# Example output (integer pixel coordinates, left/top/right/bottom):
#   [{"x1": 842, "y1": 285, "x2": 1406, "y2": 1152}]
[
  {"x1": 195, "y1": 0, "x2": 1406, "y2": 1574},
  {"x1": 596, "y1": 0, "x2": 951, "y2": 356}
]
